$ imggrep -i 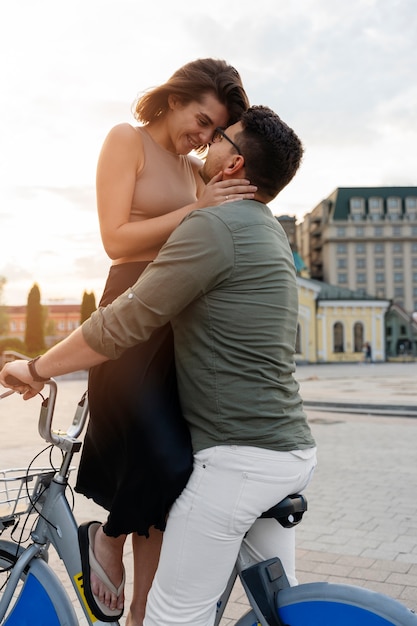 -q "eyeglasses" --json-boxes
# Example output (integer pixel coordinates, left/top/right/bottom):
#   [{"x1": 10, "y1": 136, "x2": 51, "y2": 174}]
[{"x1": 211, "y1": 127, "x2": 242, "y2": 155}]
